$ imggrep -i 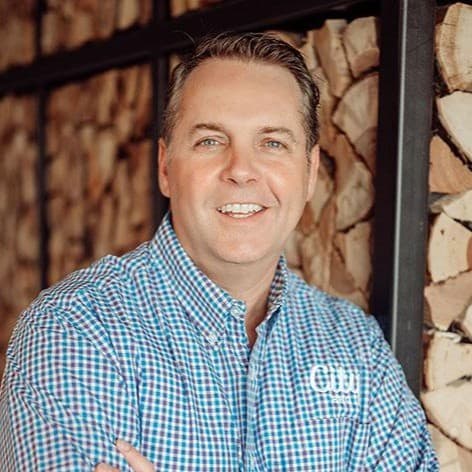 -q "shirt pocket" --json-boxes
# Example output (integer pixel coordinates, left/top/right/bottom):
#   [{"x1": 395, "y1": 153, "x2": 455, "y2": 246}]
[
  {"x1": 279, "y1": 415, "x2": 371, "y2": 471},
  {"x1": 274, "y1": 364, "x2": 371, "y2": 471}
]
